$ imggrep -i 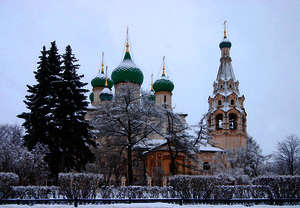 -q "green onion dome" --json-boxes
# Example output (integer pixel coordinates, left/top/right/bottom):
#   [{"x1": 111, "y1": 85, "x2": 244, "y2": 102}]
[
  {"x1": 91, "y1": 71, "x2": 114, "y2": 89},
  {"x1": 219, "y1": 37, "x2": 232, "y2": 49},
  {"x1": 99, "y1": 88, "x2": 113, "y2": 101},
  {"x1": 148, "y1": 90, "x2": 155, "y2": 101},
  {"x1": 153, "y1": 74, "x2": 174, "y2": 92},
  {"x1": 111, "y1": 51, "x2": 144, "y2": 85},
  {"x1": 89, "y1": 92, "x2": 94, "y2": 102}
]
